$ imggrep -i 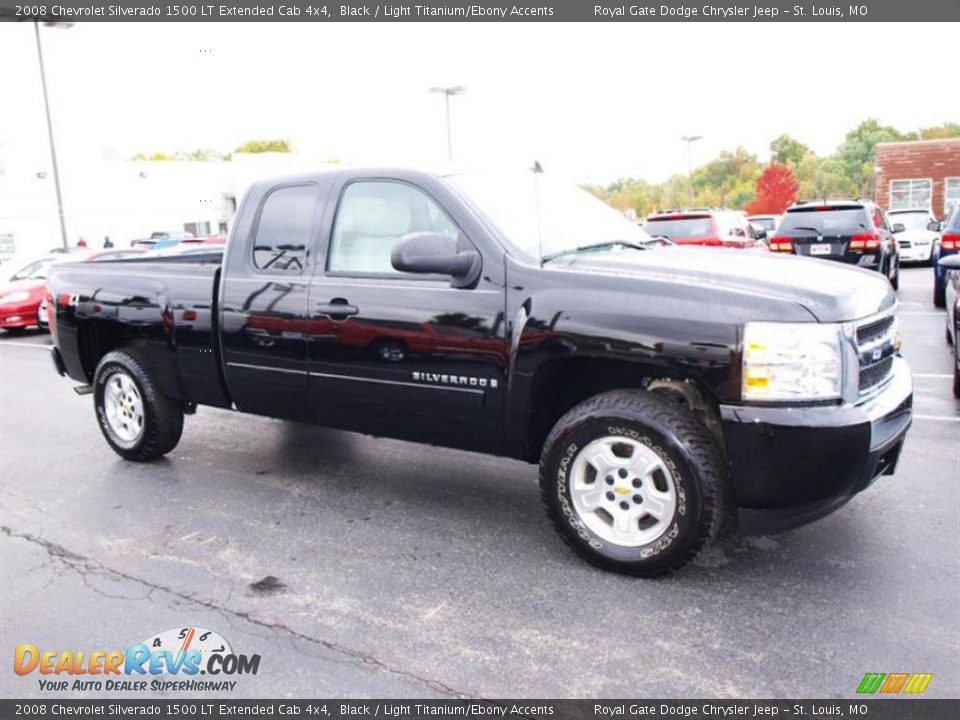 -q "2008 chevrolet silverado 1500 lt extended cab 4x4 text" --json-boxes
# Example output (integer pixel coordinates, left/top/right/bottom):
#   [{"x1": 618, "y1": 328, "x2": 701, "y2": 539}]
[{"x1": 47, "y1": 168, "x2": 913, "y2": 576}]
